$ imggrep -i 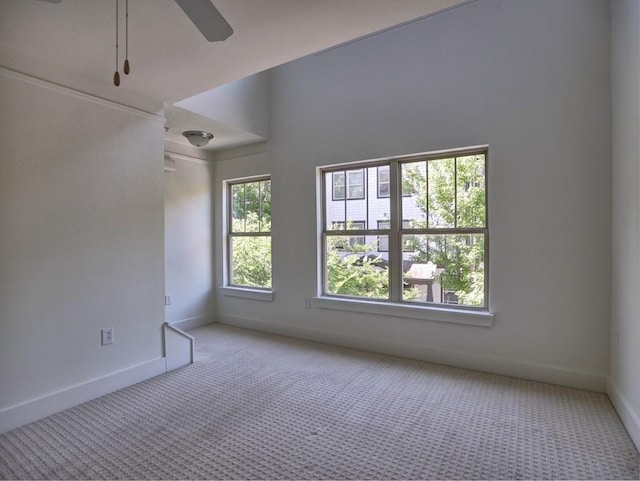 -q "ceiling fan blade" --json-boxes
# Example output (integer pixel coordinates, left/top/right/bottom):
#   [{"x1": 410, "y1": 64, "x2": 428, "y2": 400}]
[{"x1": 174, "y1": 0, "x2": 233, "y2": 42}]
